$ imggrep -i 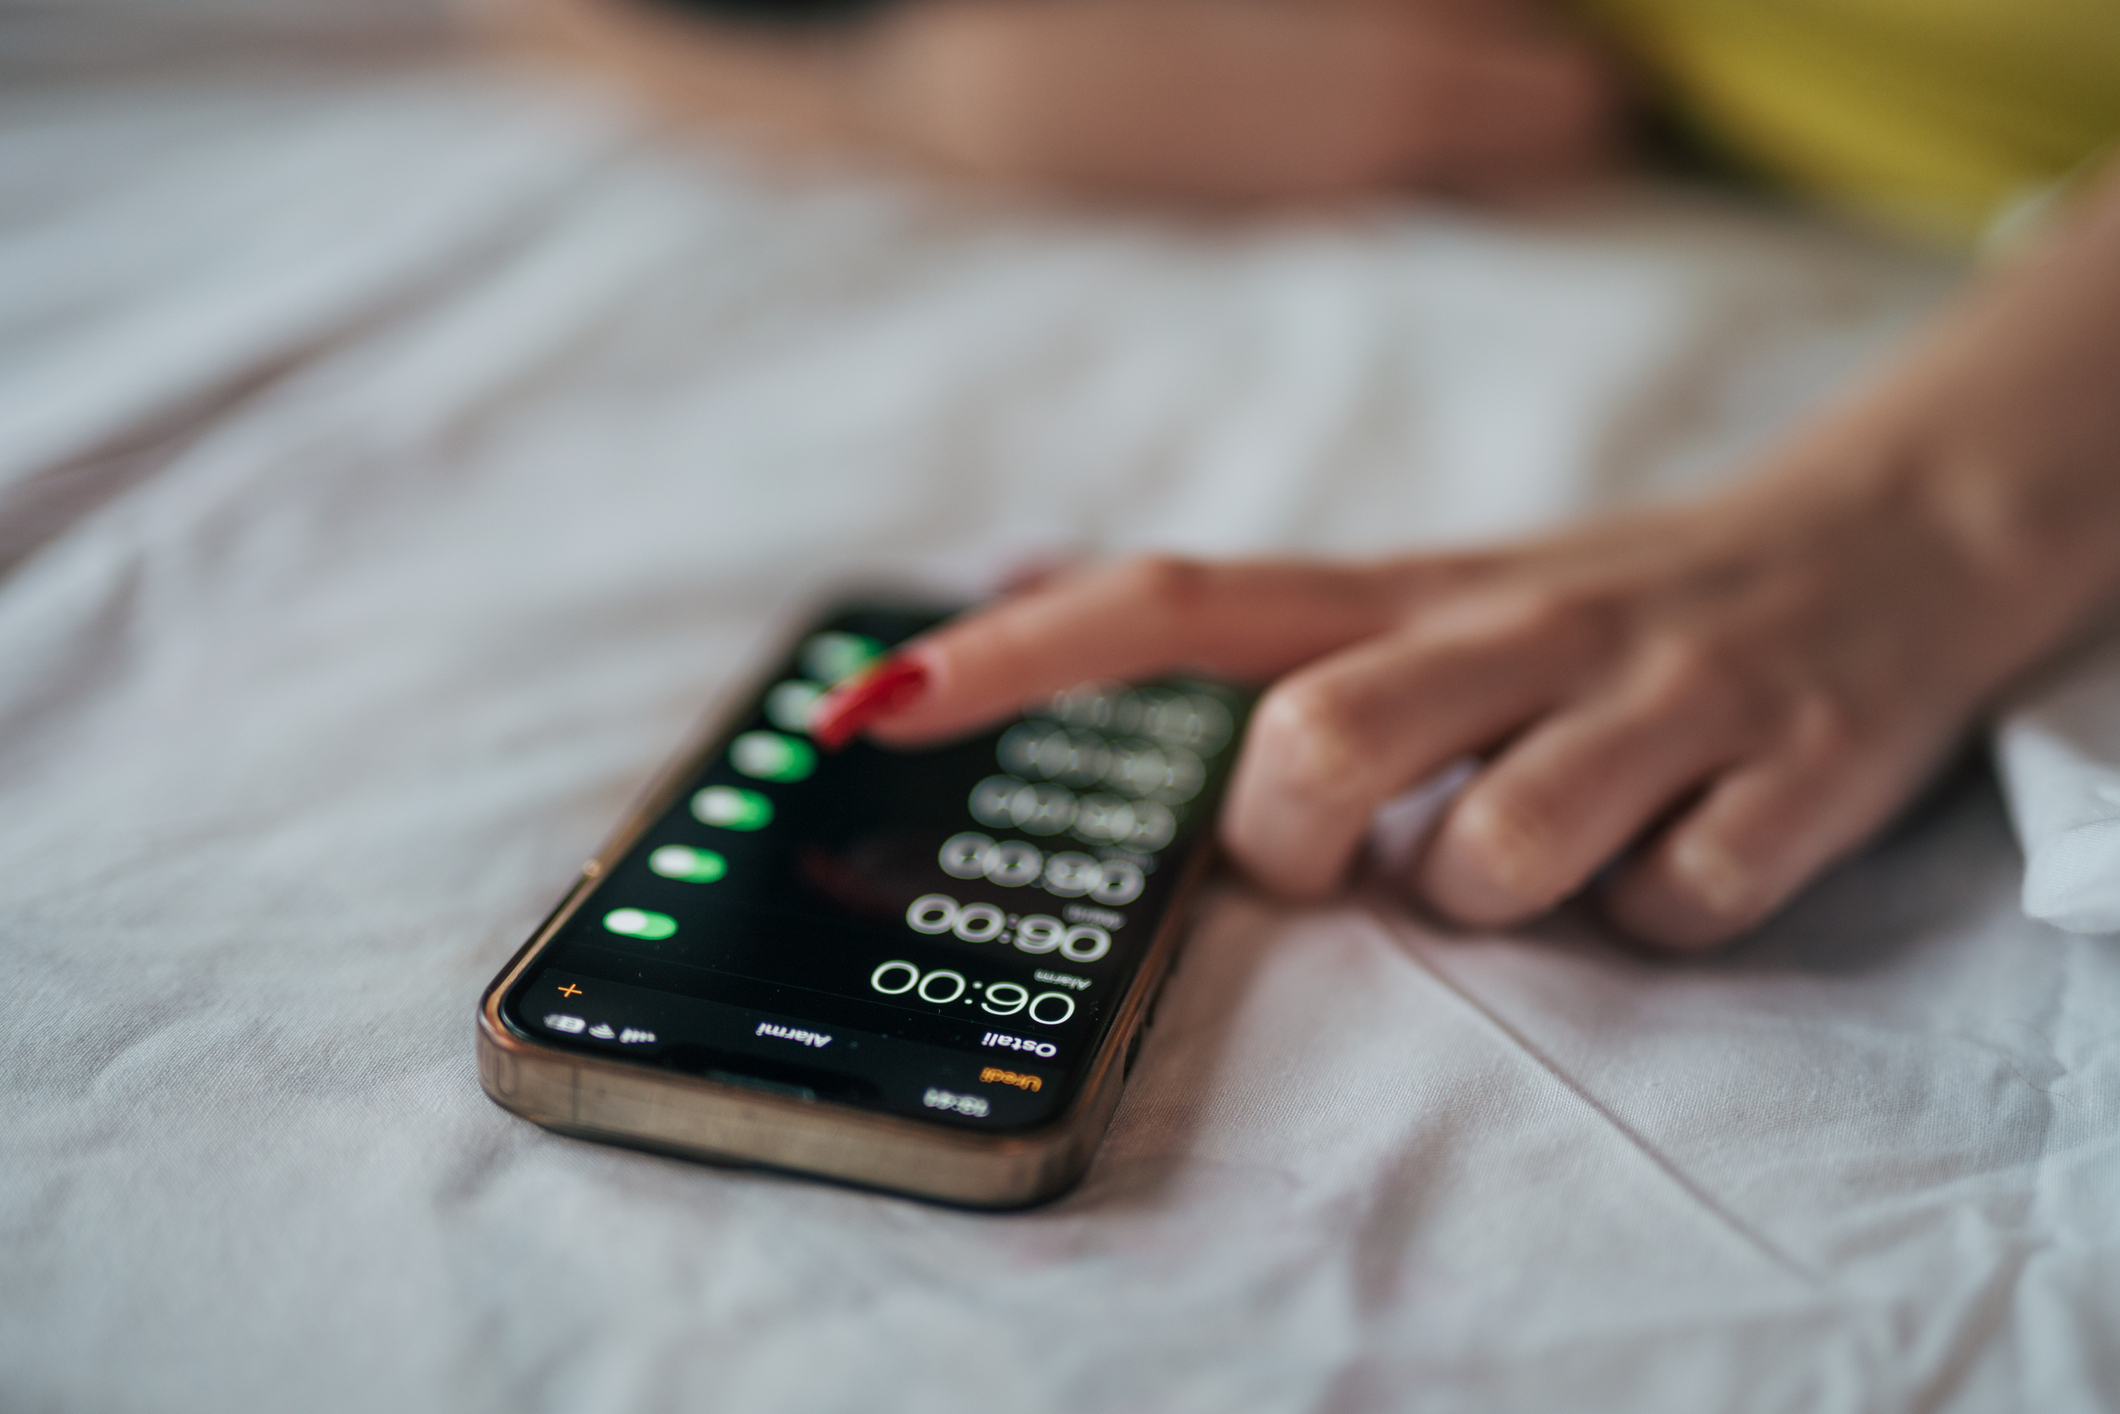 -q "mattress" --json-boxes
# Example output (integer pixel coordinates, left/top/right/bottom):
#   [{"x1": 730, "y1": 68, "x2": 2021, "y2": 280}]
[{"x1": 5, "y1": 52, "x2": 2117, "y2": 1414}]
